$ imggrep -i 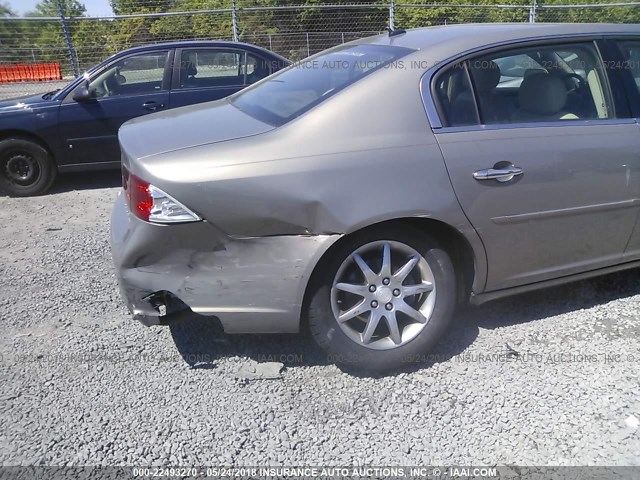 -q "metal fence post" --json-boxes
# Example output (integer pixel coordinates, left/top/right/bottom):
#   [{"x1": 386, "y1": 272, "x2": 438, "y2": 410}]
[
  {"x1": 529, "y1": 0, "x2": 538, "y2": 23},
  {"x1": 389, "y1": 0, "x2": 396, "y2": 30},
  {"x1": 231, "y1": 0, "x2": 239, "y2": 42},
  {"x1": 56, "y1": 0, "x2": 80, "y2": 76}
]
